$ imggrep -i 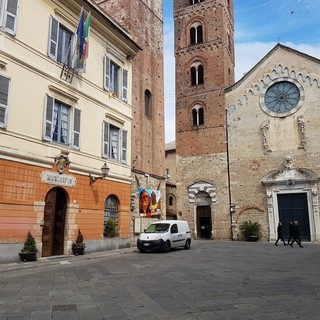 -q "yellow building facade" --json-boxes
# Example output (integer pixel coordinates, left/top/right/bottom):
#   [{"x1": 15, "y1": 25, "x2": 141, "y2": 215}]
[{"x1": 0, "y1": 0, "x2": 140, "y2": 263}]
